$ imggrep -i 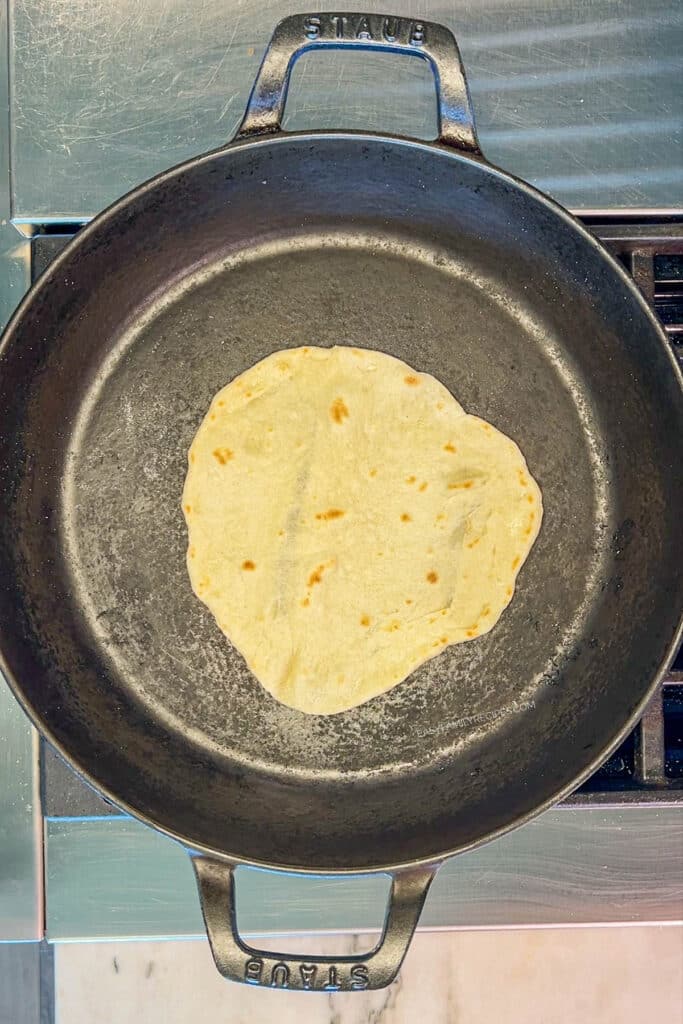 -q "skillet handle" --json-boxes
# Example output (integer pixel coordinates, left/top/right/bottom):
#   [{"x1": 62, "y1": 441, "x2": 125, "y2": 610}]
[
  {"x1": 192, "y1": 856, "x2": 438, "y2": 991},
  {"x1": 236, "y1": 12, "x2": 480, "y2": 154}
]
